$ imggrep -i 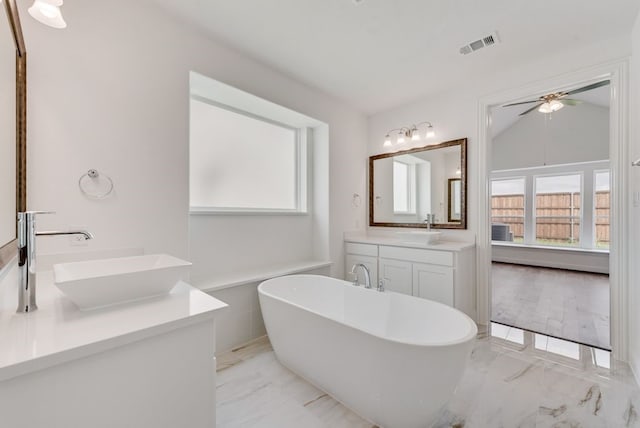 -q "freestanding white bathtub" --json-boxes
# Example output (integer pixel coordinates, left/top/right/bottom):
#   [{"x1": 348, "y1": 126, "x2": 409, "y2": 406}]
[{"x1": 258, "y1": 274, "x2": 477, "y2": 428}]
